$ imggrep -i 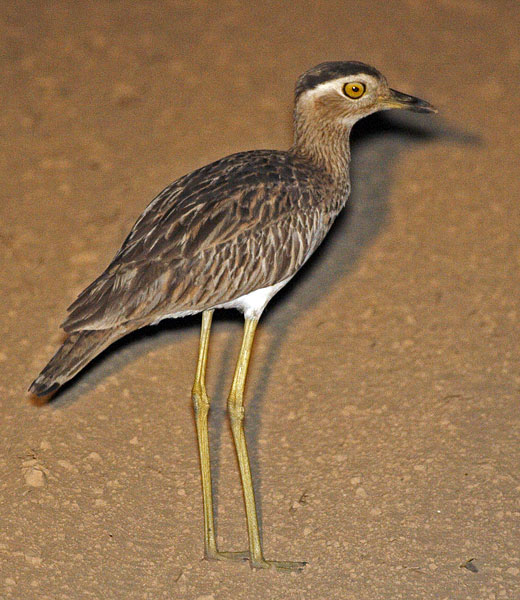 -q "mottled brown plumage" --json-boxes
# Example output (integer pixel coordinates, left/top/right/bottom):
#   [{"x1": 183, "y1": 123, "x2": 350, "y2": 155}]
[
  {"x1": 63, "y1": 151, "x2": 343, "y2": 332},
  {"x1": 29, "y1": 61, "x2": 435, "y2": 571}
]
